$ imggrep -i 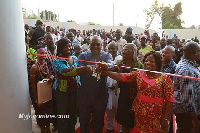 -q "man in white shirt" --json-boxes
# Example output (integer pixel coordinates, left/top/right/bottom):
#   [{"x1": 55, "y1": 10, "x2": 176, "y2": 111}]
[
  {"x1": 76, "y1": 31, "x2": 84, "y2": 45},
  {"x1": 81, "y1": 36, "x2": 90, "y2": 51},
  {"x1": 106, "y1": 42, "x2": 122, "y2": 133},
  {"x1": 115, "y1": 29, "x2": 127, "y2": 54}
]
